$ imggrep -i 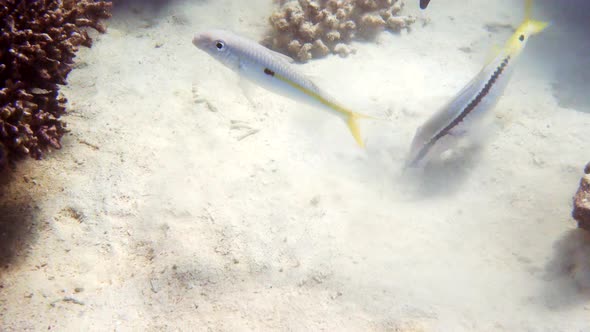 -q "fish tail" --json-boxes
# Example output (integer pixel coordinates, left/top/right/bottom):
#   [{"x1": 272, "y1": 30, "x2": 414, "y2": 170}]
[
  {"x1": 328, "y1": 101, "x2": 386, "y2": 147},
  {"x1": 526, "y1": 19, "x2": 549, "y2": 34},
  {"x1": 325, "y1": 101, "x2": 367, "y2": 147},
  {"x1": 524, "y1": 0, "x2": 549, "y2": 34},
  {"x1": 340, "y1": 109, "x2": 391, "y2": 147},
  {"x1": 346, "y1": 113, "x2": 365, "y2": 148}
]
